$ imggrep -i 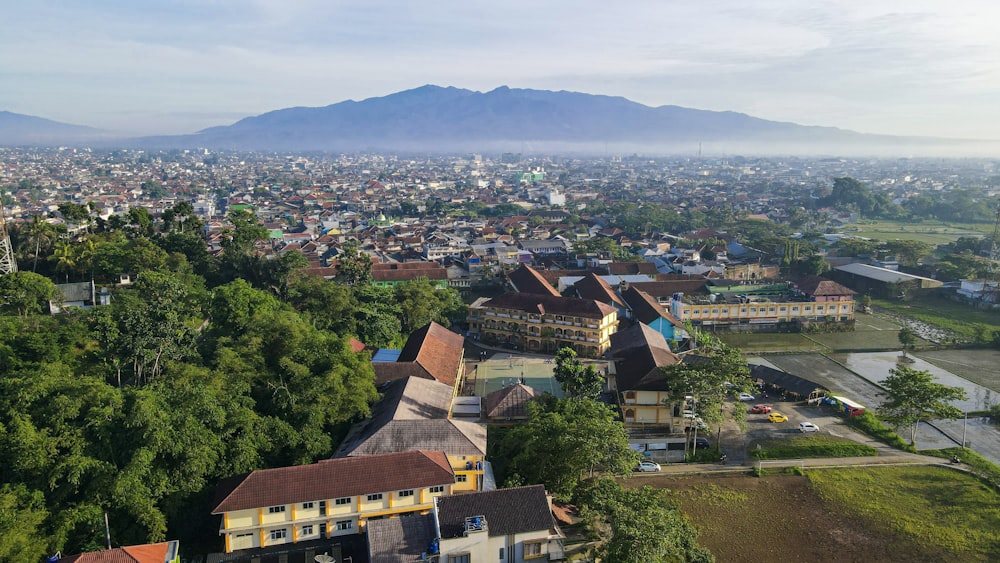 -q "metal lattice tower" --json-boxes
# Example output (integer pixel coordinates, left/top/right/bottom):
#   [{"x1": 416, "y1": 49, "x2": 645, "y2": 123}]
[
  {"x1": 989, "y1": 200, "x2": 1000, "y2": 296},
  {"x1": 0, "y1": 203, "x2": 16, "y2": 275}
]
